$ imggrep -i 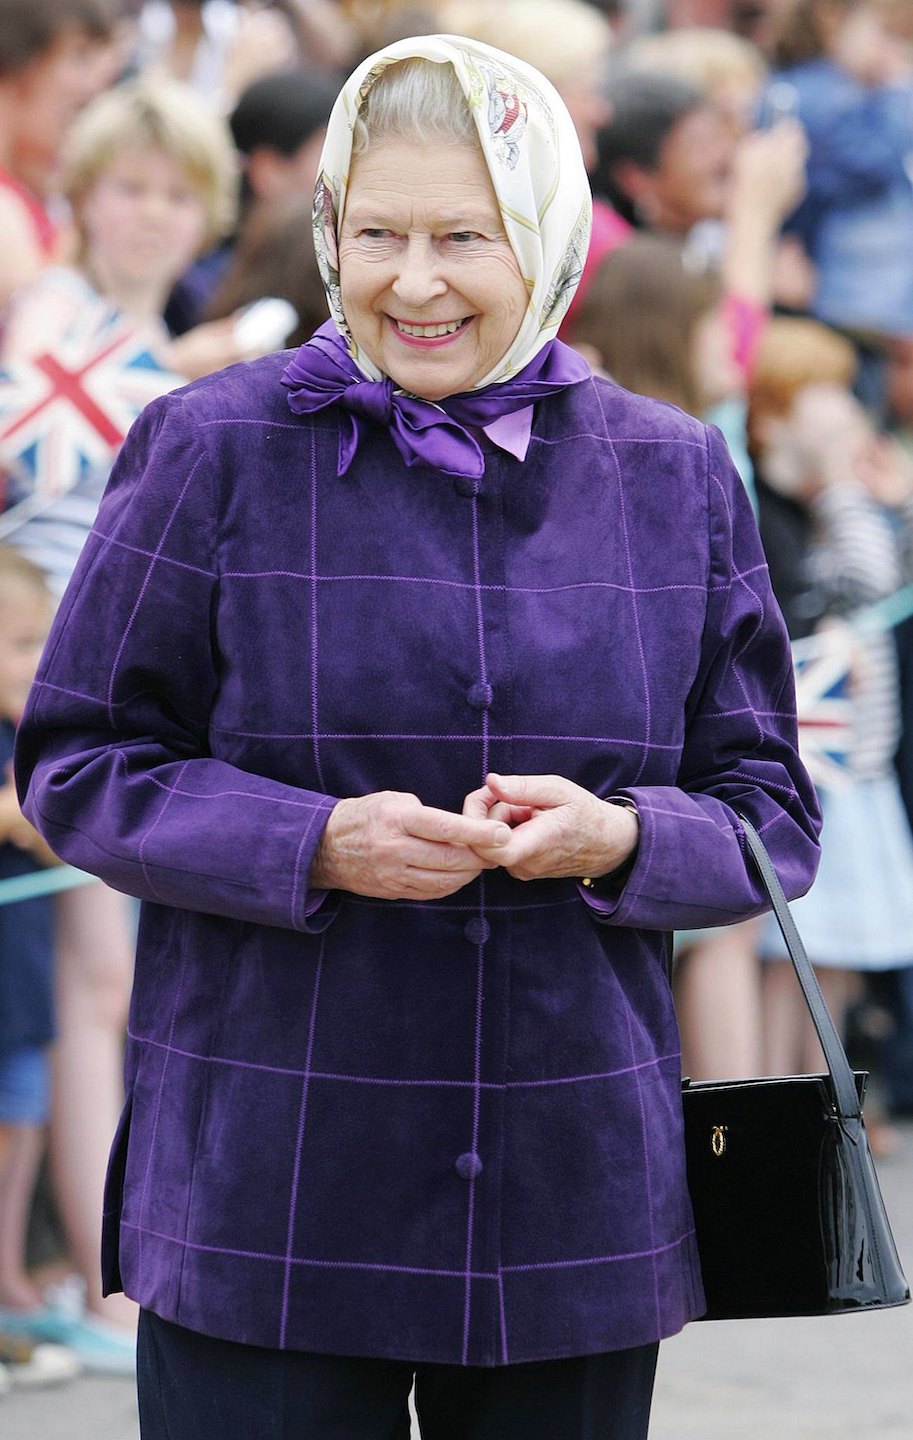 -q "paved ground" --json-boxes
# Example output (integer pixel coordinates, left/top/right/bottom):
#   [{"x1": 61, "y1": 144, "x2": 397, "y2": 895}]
[{"x1": 4, "y1": 1121, "x2": 912, "y2": 1439}]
